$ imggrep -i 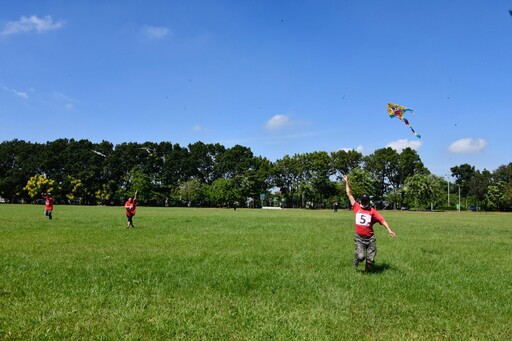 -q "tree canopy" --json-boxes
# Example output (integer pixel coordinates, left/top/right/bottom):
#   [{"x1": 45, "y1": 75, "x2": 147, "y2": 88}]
[{"x1": 0, "y1": 139, "x2": 510, "y2": 211}]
